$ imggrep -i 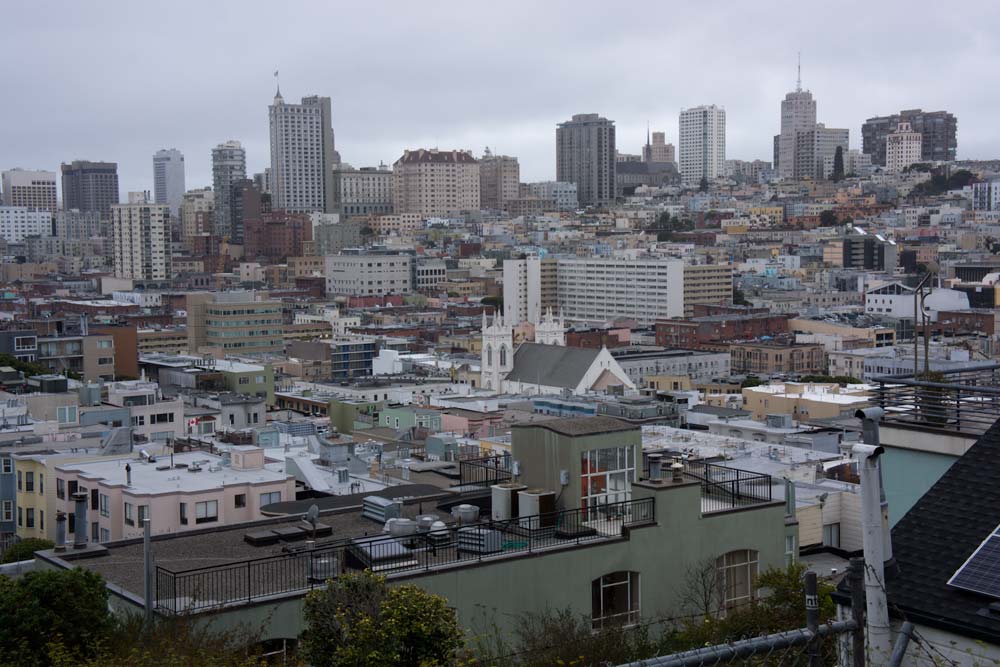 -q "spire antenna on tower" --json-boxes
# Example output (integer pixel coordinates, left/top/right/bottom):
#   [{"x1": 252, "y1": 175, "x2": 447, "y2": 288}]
[{"x1": 796, "y1": 52, "x2": 802, "y2": 92}]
